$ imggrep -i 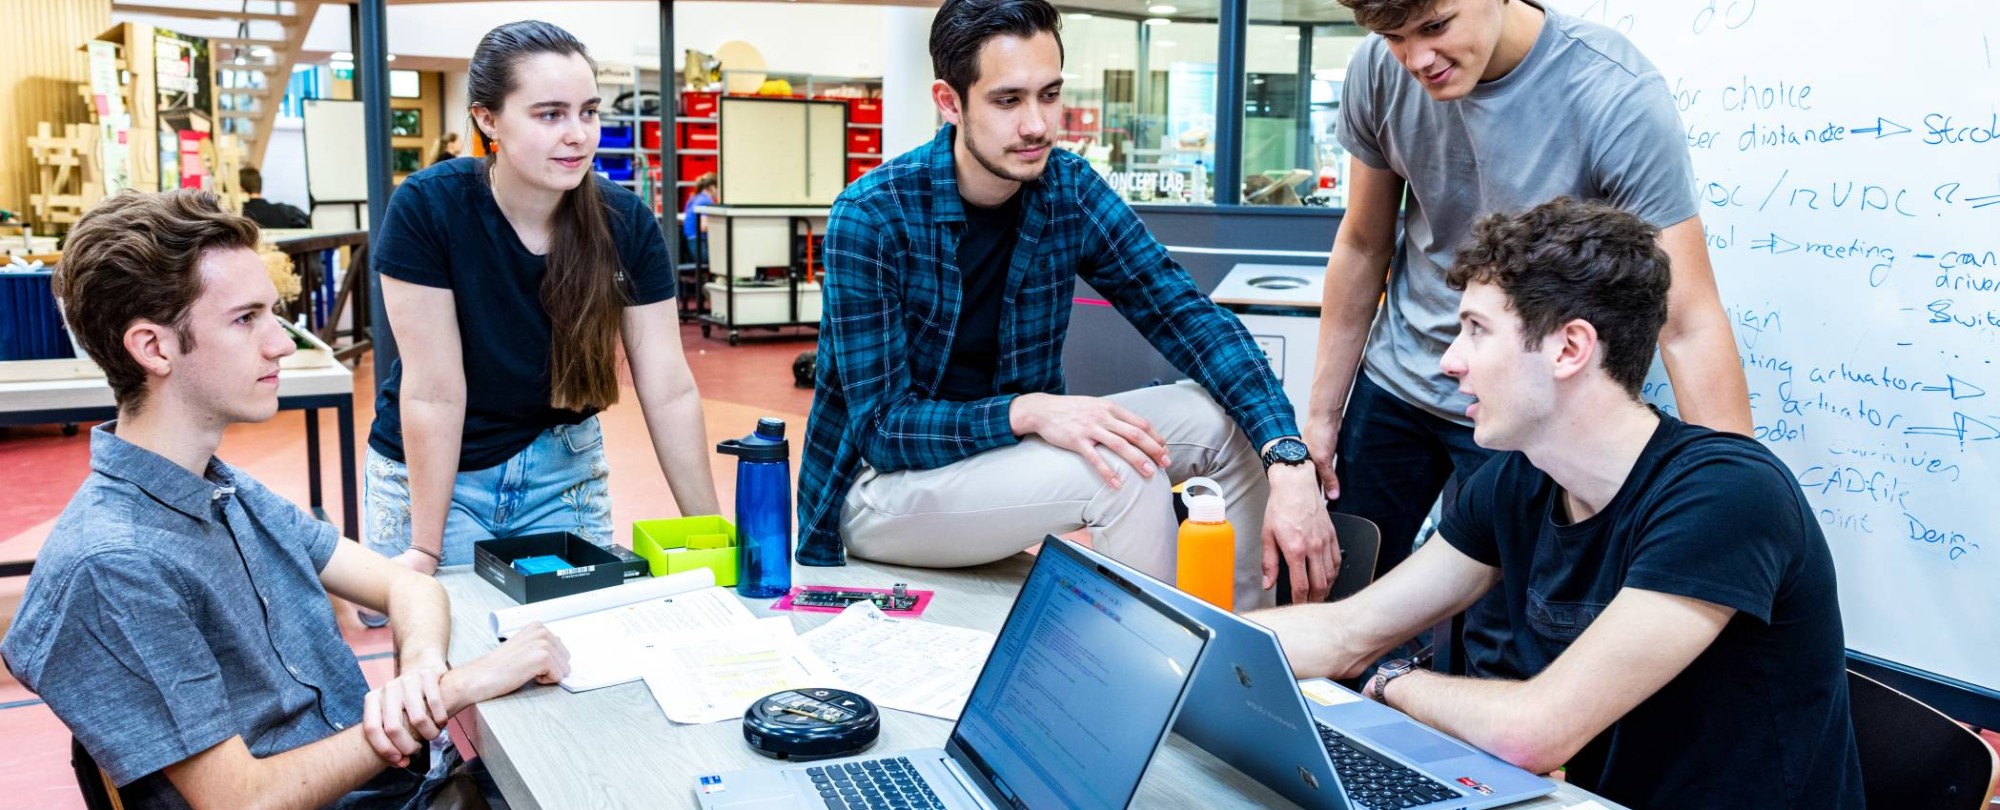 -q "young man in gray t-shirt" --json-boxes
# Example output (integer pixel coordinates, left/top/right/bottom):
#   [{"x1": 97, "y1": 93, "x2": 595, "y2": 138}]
[{"x1": 1302, "y1": 0, "x2": 1751, "y2": 597}]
